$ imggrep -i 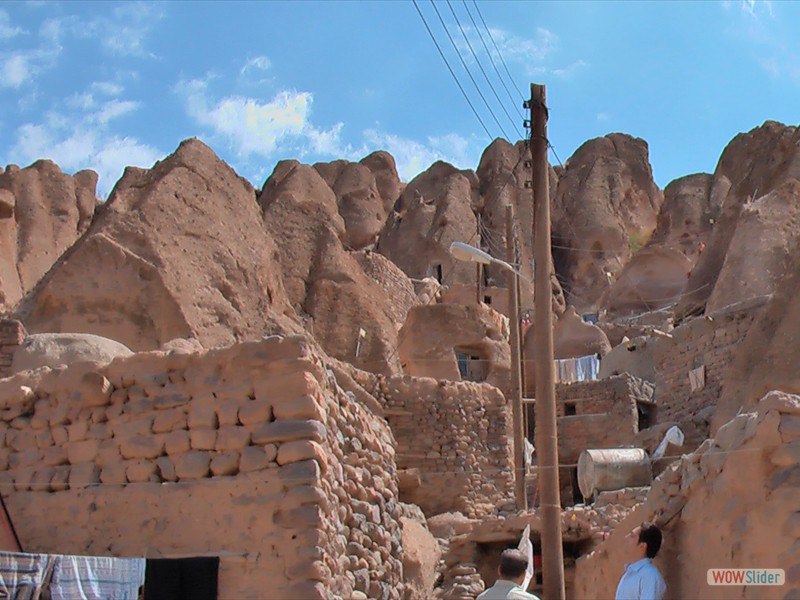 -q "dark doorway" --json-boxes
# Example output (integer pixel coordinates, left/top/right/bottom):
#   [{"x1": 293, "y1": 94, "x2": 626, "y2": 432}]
[
  {"x1": 636, "y1": 401, "x2": 655, "y2": 431},
  {"x1": 144, "y1": 557, "x2": 219, "y2": 600}
]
